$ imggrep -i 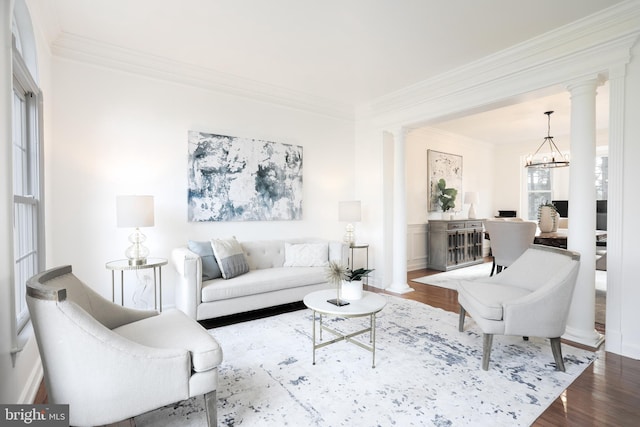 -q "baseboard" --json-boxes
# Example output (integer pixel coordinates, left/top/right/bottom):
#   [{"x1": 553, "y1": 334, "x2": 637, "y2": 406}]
[
  {"x1": 407, "y1": 259, "x2": 427, "y2": 271},
  {"x1": 20, "y1": 357, "x2": 43, "y2": 404}
]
